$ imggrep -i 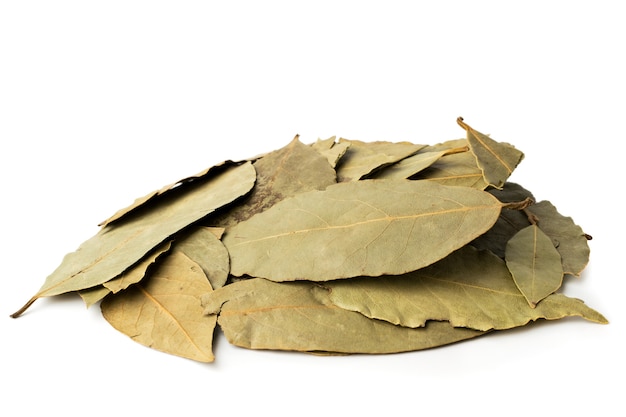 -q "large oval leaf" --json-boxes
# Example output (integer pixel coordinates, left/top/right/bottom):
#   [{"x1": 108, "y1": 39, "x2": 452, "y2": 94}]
[
  {"x1": 325, "y1": 246, "x2": 606, "y2": 331},
  {"x1": 223, "y1": 179, "x2": 503, "y2": 281},
  {"x1": 102, "y1": 251, "x2": 217, "y2": 363},
  {"x1": 202, "y1": 278, "x2": 483, "y2": 354},
  {"x1": 12, "y1": 161, "x2": 256, "y2": 317}
]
